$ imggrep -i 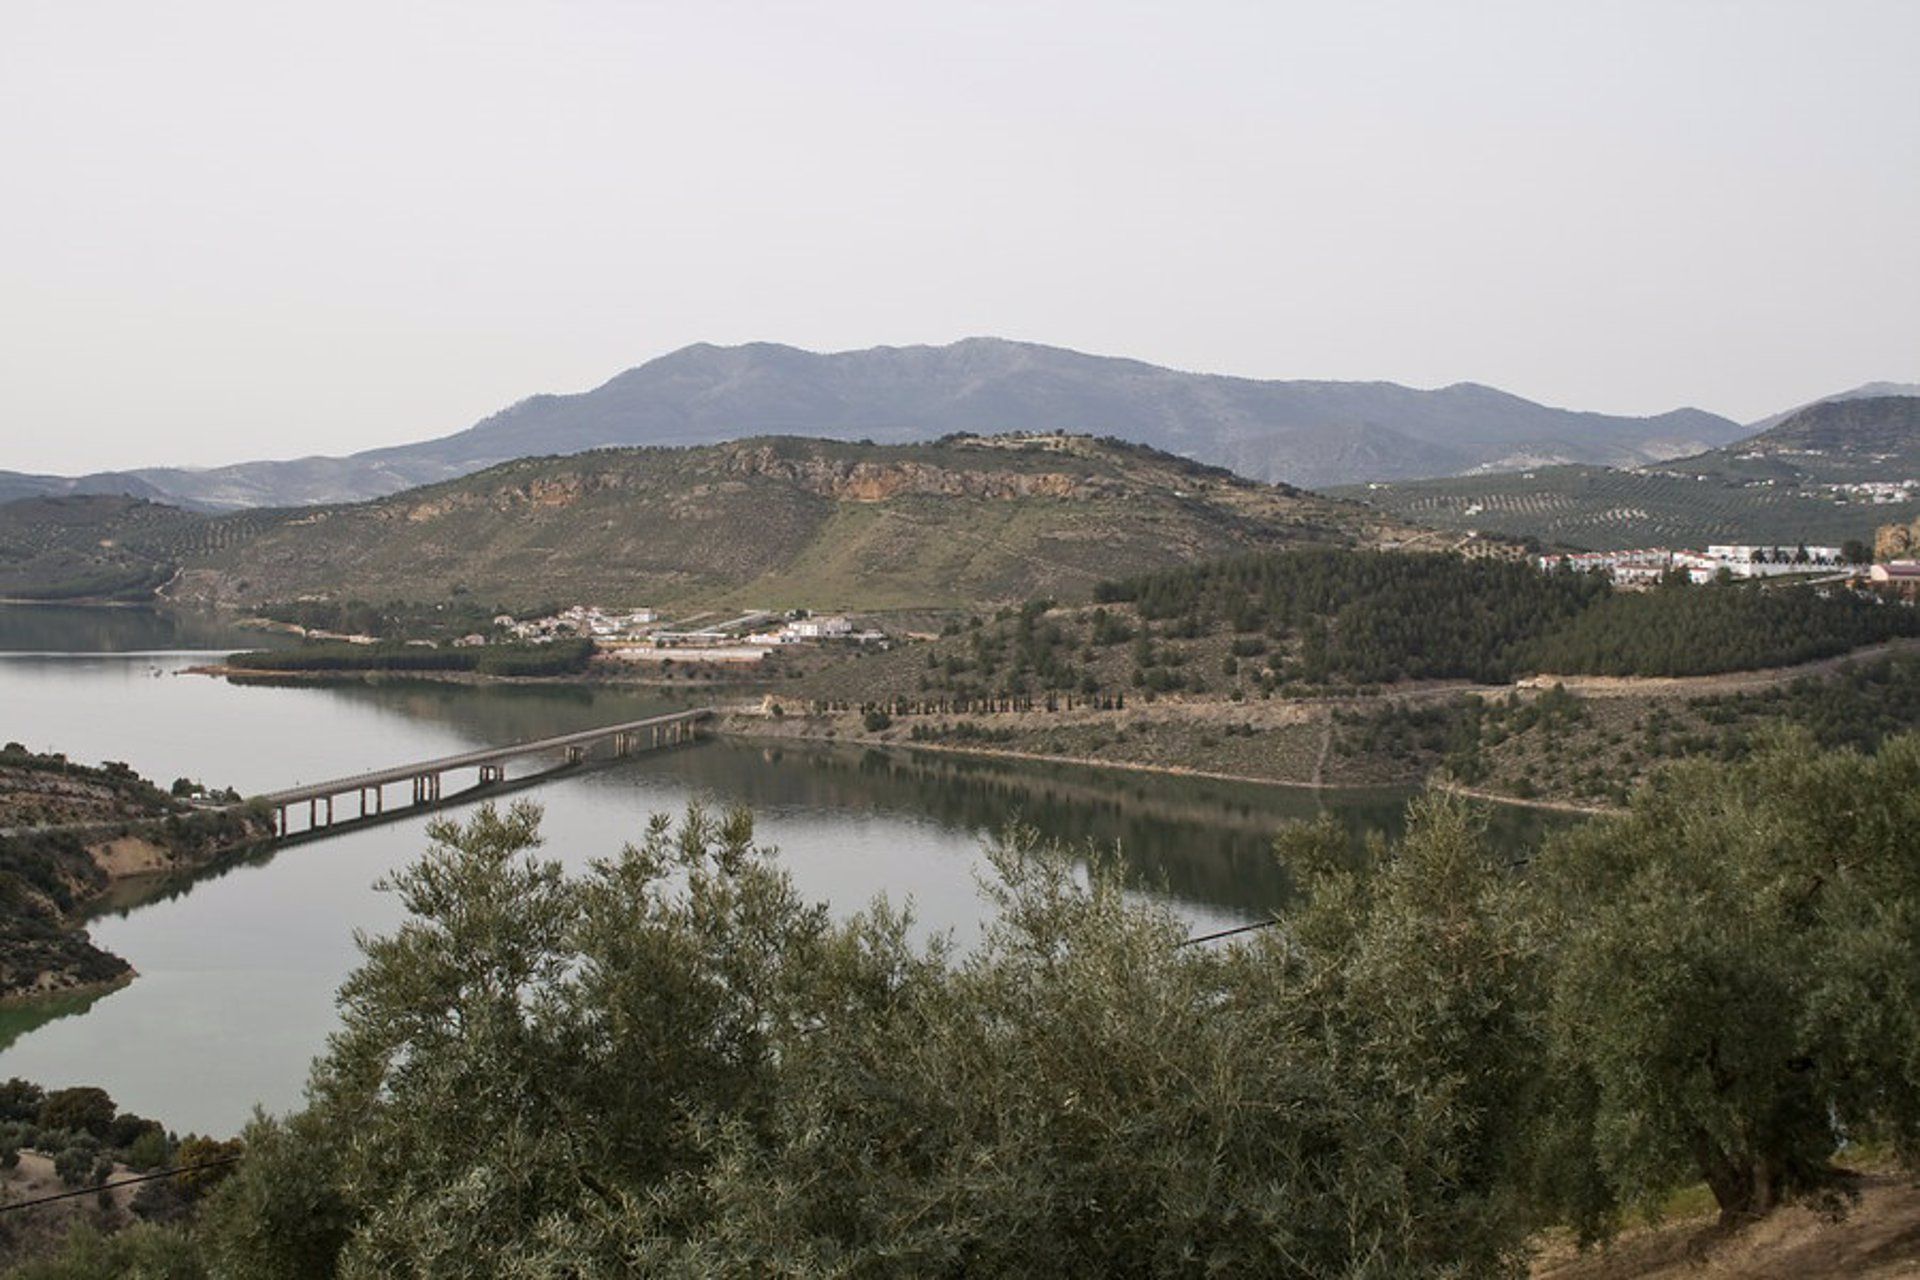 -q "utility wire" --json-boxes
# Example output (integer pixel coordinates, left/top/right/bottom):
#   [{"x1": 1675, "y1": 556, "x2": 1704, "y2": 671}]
[
  {"x1": 1175, "y1": 918, "x2": 1280, "y2": 948},
  {"x1": 0, "y1": 1155, "x2": 243, "y2": 1214}
]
